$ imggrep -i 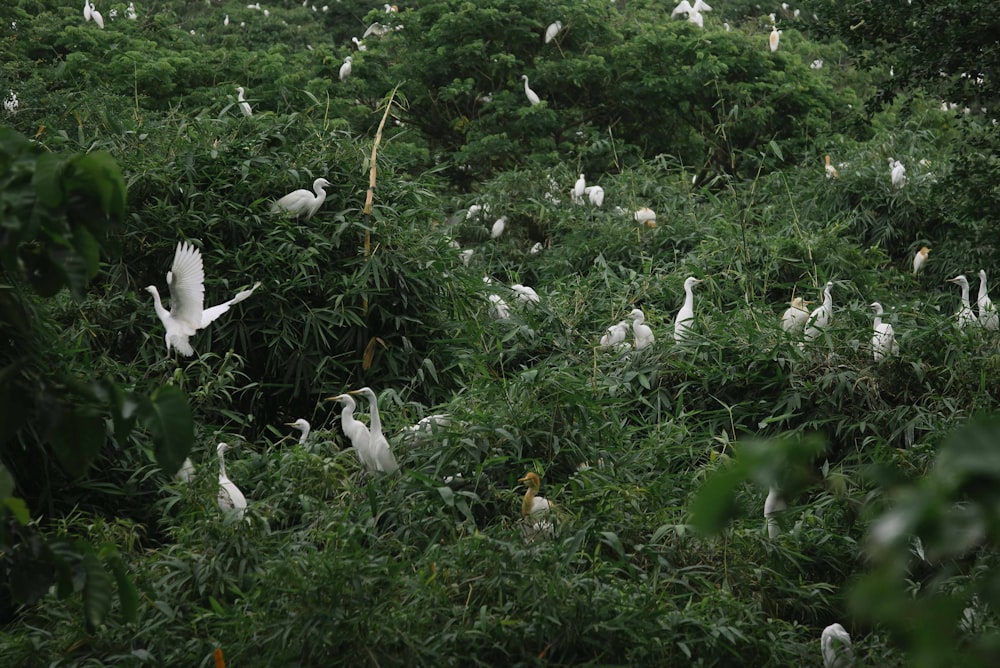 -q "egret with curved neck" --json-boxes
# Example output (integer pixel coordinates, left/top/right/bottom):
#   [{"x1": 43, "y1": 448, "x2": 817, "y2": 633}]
[
  {"x1": 870, "y1": 302, "x2": 899, "y2": 362},
  {"x1": 947, "y1": 275, "x2": 977, "y2": 329},
  {"x1": 803, "y1": 282, "x2": 834, "y2": 343},
  {"x1": 285, "y1": 418, "x2": 311, "y2": 444},
  {"x1": 217, "y1": 443, "x2": 247, "y2": 520},
  {"x1": 674, "y1": 276, "x2": 703, "y2": 342},
  {"x1": 349, "y1": 387, "x2": 400, "y2": 474},
  {"x1": 272, "y1": 177, "x2": 332, "y2": 220},
  {"x1": 978, "y1": 270, "x2": 998, "y2": 329},
  {"x1": 324, "y1": 394, "x2": 377, "y2": 471}
]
